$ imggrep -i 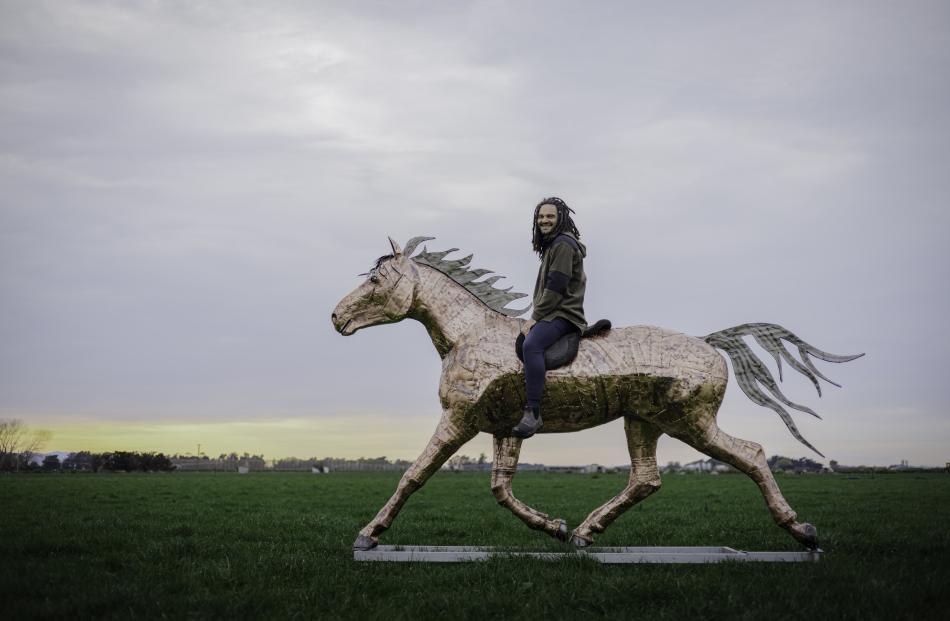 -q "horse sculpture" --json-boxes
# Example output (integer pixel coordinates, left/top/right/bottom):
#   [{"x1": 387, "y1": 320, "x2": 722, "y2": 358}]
[{"x1": 331, "y1": 236, "x2": 863, "y2": 551}]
